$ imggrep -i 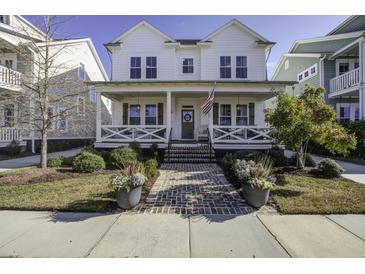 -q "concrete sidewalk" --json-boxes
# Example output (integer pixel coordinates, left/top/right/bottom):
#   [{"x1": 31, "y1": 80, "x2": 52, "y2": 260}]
[
  {"x1": 0, "y1": 148, "x2": 81, "y2": 171},
  {"x1": 0, "y1": 210, "x2": 364, "y2": 258},
  {"x1": 285, "y1": 150, "x2": 365, "y2": 185}
]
